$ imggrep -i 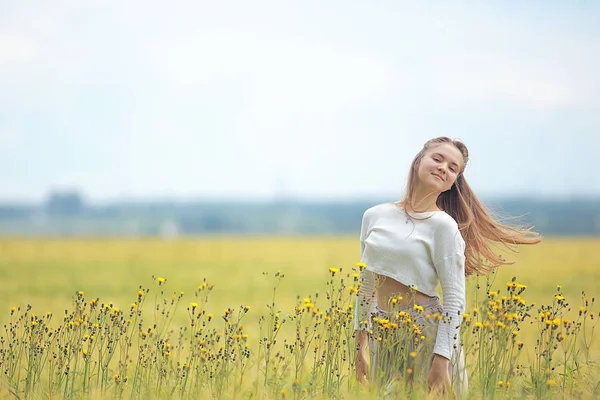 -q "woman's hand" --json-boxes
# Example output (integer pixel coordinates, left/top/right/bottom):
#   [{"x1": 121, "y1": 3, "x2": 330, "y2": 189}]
[
  {"x1": 356, "y1": 349, "x2": 369, "y2": 385},
  {"x1": 356, "y1": 331, "x2": 369, "y2": 385},
  {"x1": 428, "y1": 355, "x2": 455, "y2": 398}
]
